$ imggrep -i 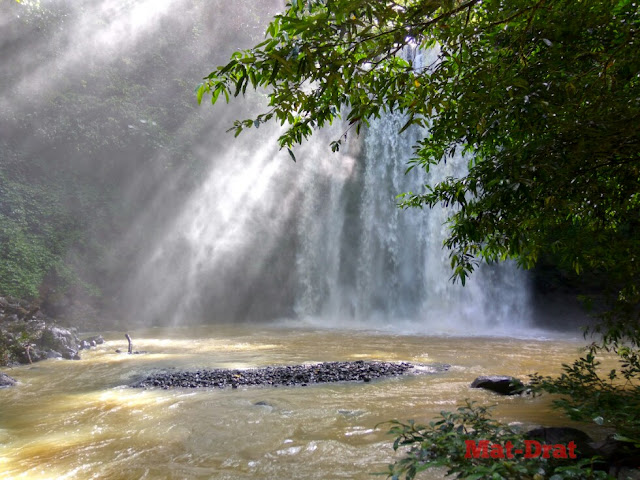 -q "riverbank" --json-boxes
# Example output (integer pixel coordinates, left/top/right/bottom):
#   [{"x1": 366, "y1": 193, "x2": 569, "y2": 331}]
[{"x1": 0, "y1": 296, "x2": 102, "y2": 366}]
